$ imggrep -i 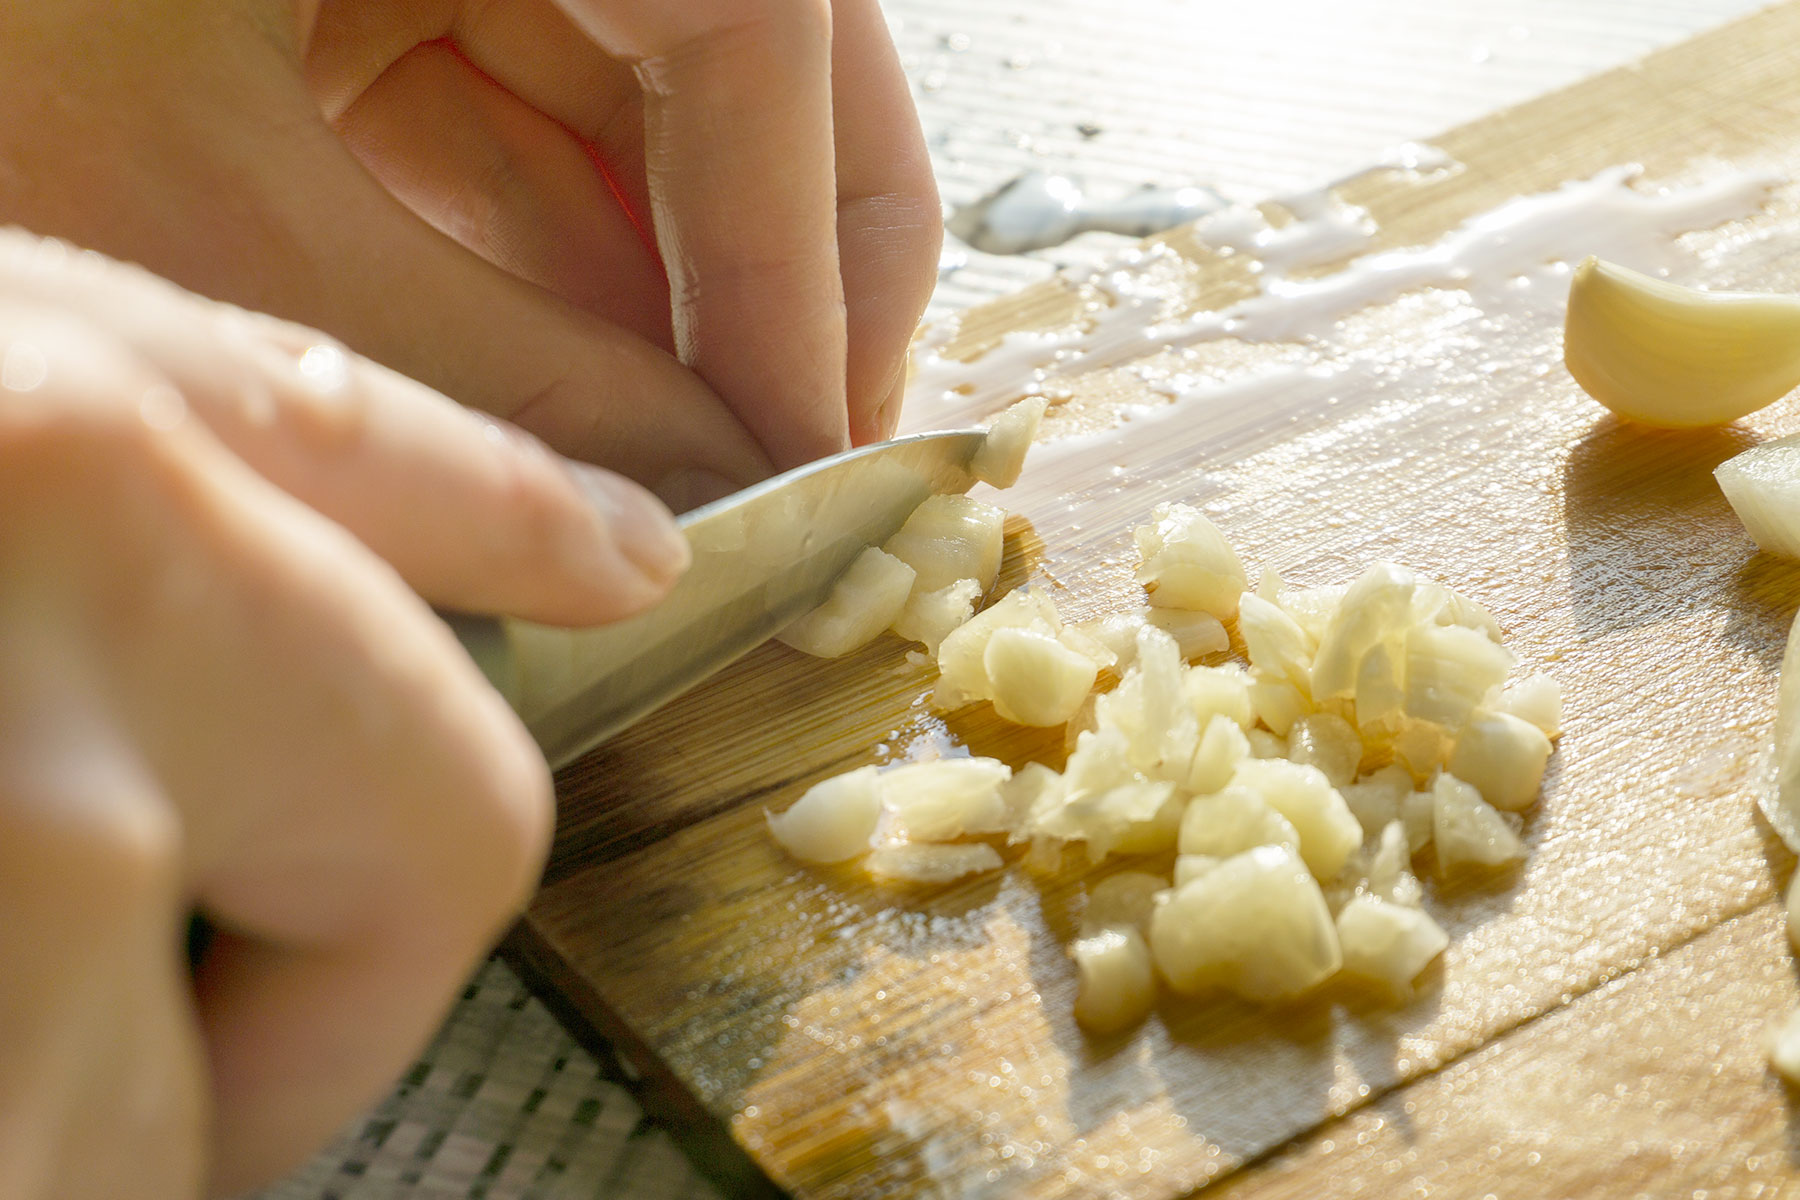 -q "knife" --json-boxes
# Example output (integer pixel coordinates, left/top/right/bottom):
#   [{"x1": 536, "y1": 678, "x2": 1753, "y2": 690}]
[{"x1": 445, "y1": 427, "x2": 989, "y2": 769}]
